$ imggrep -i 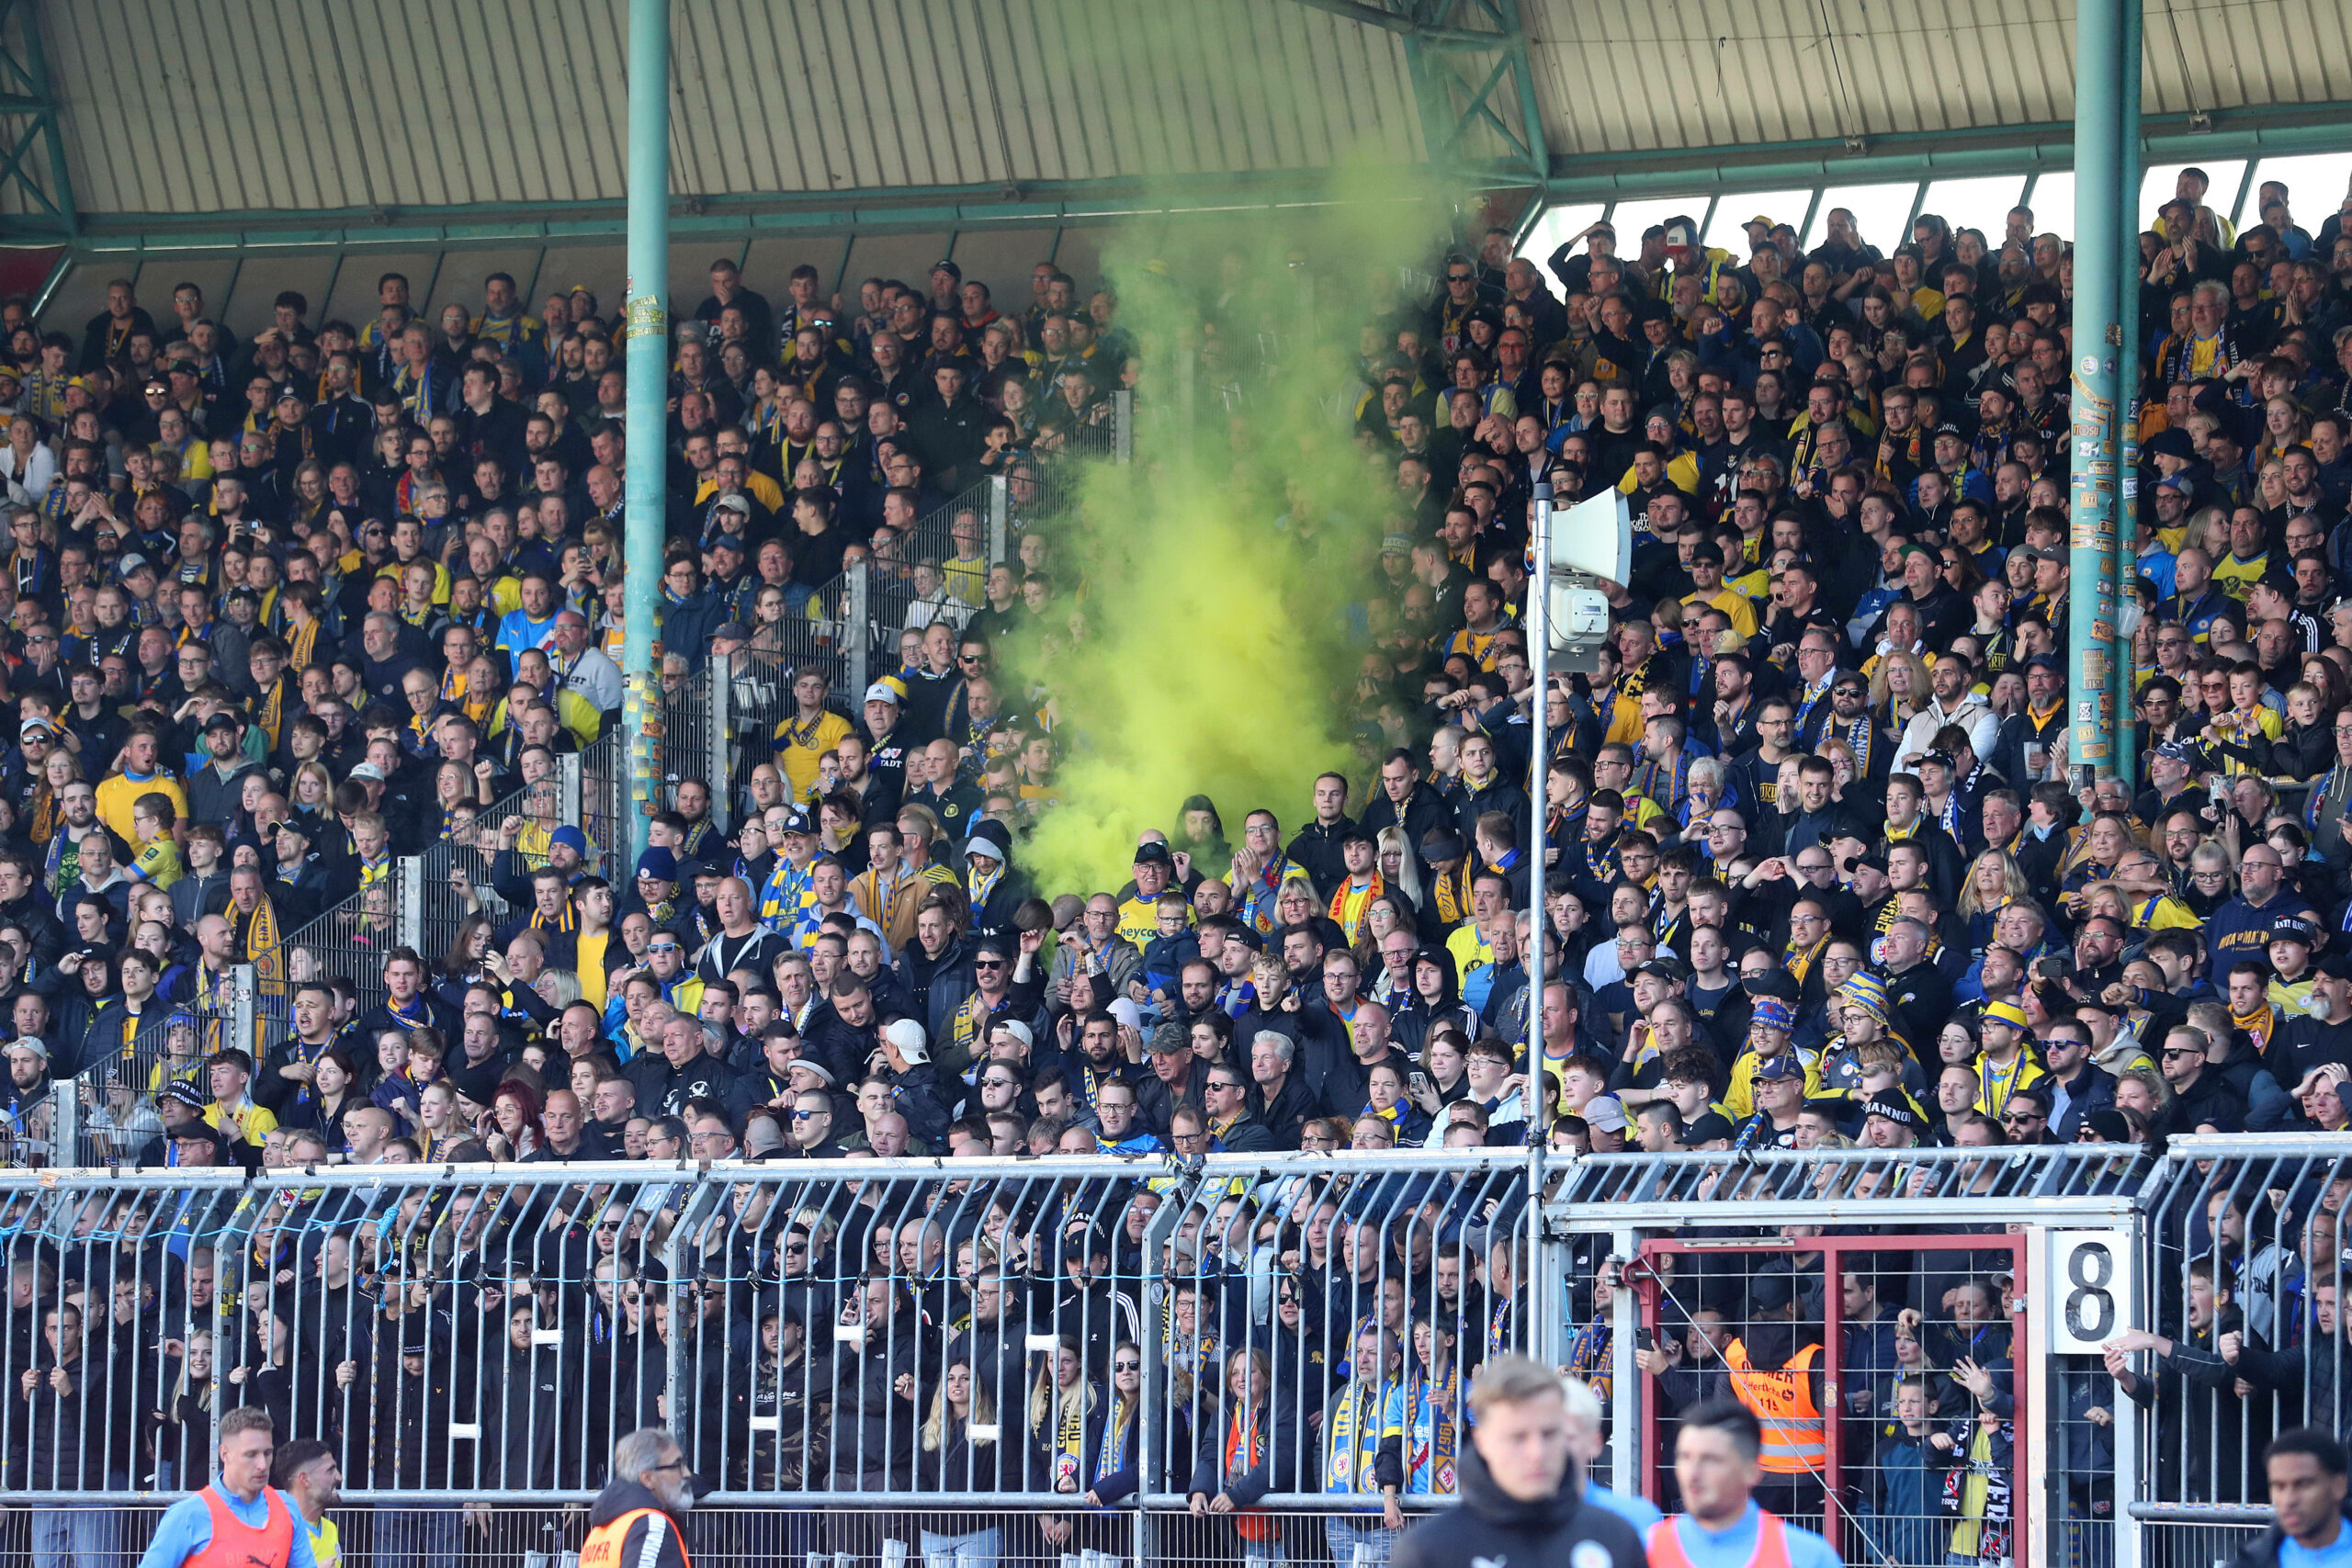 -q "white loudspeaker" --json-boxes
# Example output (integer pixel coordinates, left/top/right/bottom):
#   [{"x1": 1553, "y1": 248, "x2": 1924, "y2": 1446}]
[
  {"x1": 1547, "y1": 583, "x2": 1611, "y2": 654},
  {"x1": 1546, "y1": 487, "x2": 1633, "y2": 584}
]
